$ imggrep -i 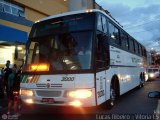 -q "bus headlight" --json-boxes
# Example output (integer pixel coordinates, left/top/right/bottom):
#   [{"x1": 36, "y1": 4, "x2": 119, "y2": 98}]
[
  {"x1": 67, "y1": 89, "x2": 92, "y2": 99},
  {"x1": 20, "y1": 89, "x2": 34, "y2": 96},
  {"x1": 149, "y1": 73, "x2": 154, "y2": 78}
]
